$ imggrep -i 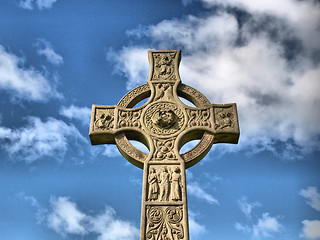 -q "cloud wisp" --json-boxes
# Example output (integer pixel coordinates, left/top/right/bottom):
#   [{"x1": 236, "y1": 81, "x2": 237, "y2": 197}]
[
  {"x1": 35, "y1": 39, "x2": 64, "y2": 66},
  {"x1": 237, "y1": 196, "x2": 261, "y2": 220},
  {"x1": 0, "y1": 45, "x2": 61, "y2": 102},
  {"x1": 59, "y1": 105, "x2": 91, "y2": 126},
  {"x1": 0, "y1": 117, "x2": 87, "y2": 163},
  {"x1": 300, "y1": 186, "x2": 320, "y2": 239},
  {"x1": 107, "y1": 0, "x2": 320, "y2": 160},
  {"x1": 47, "y1": 196, "x2": 139, "y2": 240},
  {"x1": 235, "y1": 197, "x2": 283, "y2": 239},
  {"x1": 300, "y1": 186, "x2": 320, "y2": 212},
  {"x1": 187, "y1": 182, "x2": 219, "y2": 205},
  {"x1": 19, "y1": 0, "x2": 58, "y2": 10}
]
